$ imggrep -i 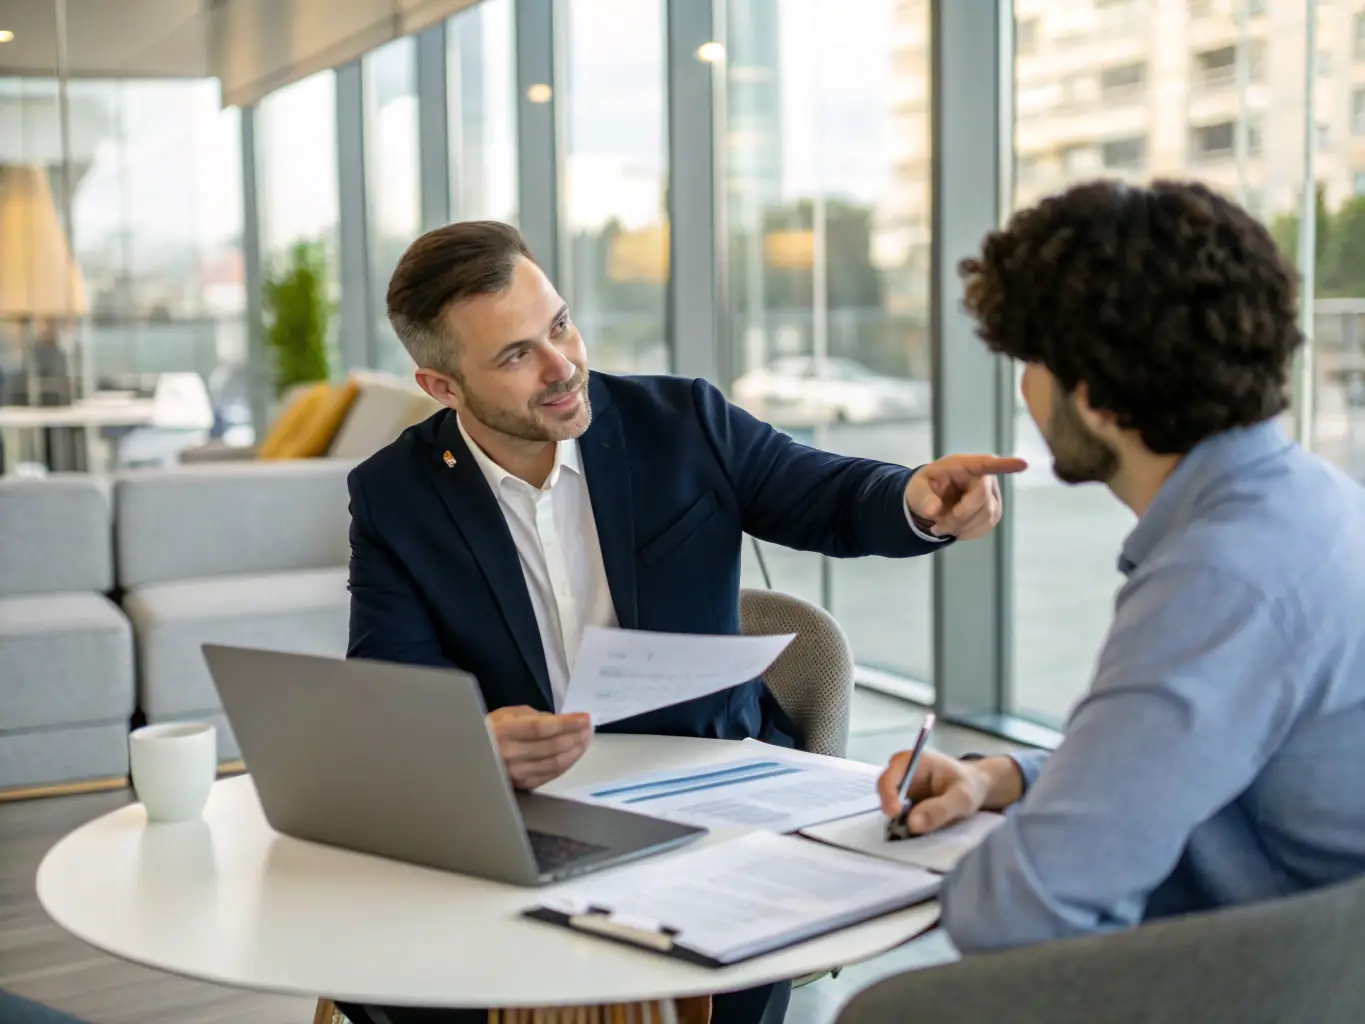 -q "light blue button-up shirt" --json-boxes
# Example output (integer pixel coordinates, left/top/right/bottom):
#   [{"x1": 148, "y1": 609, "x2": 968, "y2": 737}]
[{"x1": 941, "y1": 419, "x2": 1365, "y2": 953}]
